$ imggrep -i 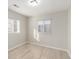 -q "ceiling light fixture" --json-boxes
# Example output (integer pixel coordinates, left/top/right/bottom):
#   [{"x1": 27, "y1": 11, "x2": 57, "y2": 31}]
[
  {"x1": 28, "y1": 0, "x2": 40, "y2": 7},
  {"x1": 13, "y1": 4, "x2": 19, "y2": 8}
]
